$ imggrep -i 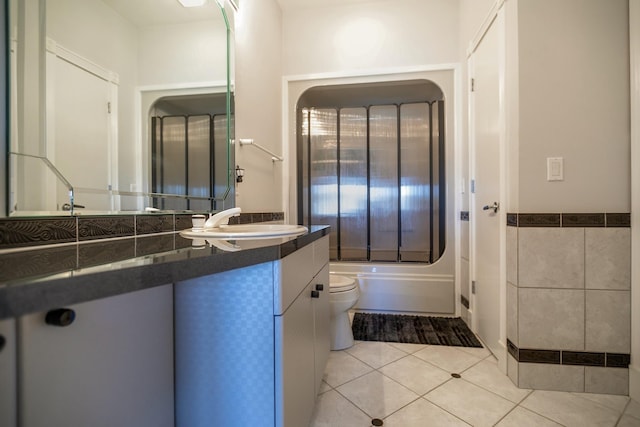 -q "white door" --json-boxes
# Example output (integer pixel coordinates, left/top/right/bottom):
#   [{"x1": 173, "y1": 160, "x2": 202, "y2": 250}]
[
  {"x1": 48, "y1": 54, "x2": 113, "y2": 211},
  {"x1": 470, "y1": 11, "x2": 505, "y2": 363}
]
